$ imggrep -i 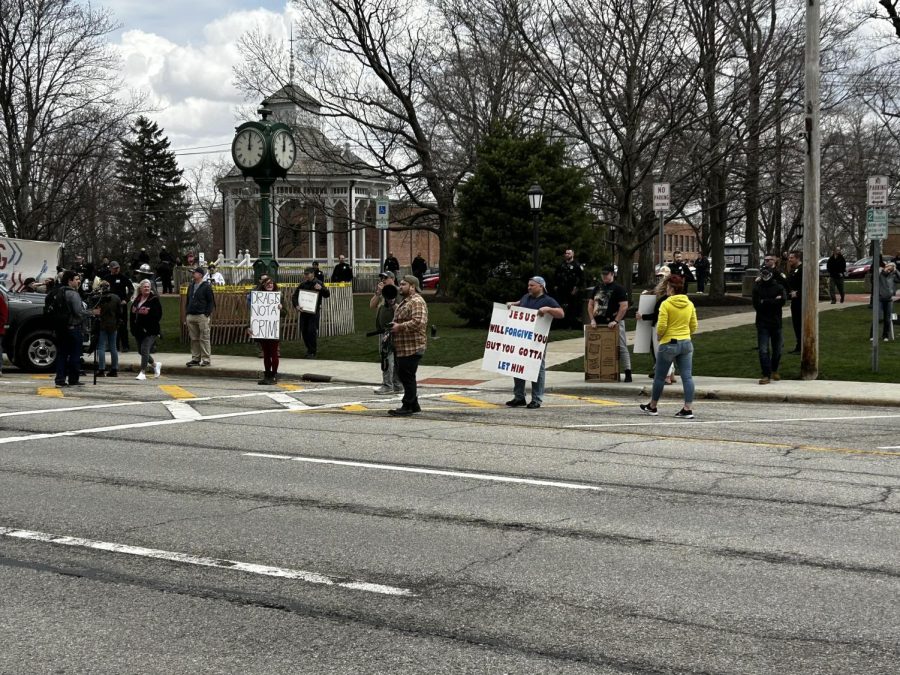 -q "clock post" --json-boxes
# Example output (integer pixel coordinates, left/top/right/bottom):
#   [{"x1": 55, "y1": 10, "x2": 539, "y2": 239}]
[{"x1": 231, "y1": 108, "x2": 297, "y2": 282}]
